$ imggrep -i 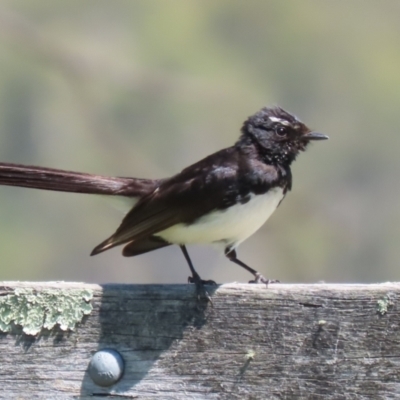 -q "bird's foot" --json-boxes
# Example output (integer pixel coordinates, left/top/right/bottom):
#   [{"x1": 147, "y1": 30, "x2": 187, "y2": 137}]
[
  {"x1": 249, "y1": 272, "x2": 280, "y2": 286},
  {"x1": 188, "y1": 275, "x2": 217, "y2": 286},
  {"x1": 188, "y1": 273, "x2": 216, "y2": 304}
]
